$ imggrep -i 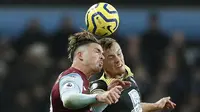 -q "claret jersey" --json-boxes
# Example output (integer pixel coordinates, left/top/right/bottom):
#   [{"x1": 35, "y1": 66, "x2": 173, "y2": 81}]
[{"x1": 50, "y1": 67, "x2": 90, "y2": 112}]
